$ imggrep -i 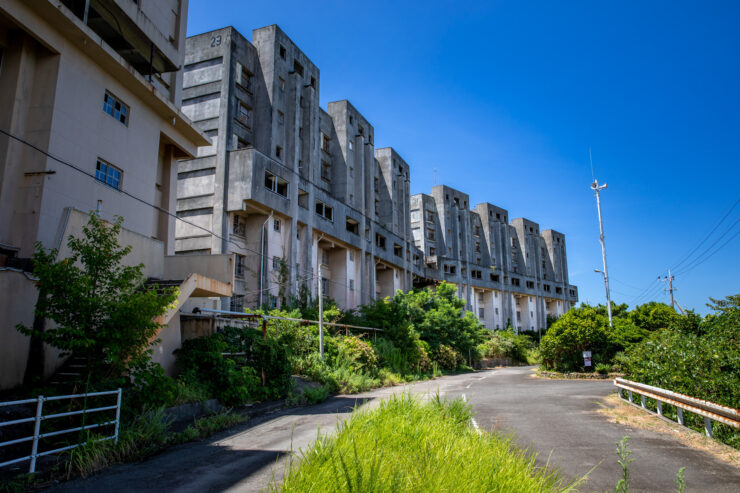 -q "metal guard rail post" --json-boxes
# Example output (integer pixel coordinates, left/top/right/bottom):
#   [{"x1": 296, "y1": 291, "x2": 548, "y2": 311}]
[
  {"x1": 0, "y1": 388, "x2": 122, "y2": 473},
  {"x1": 614, "y1": 377, "x2": 739, "y2": 438}
]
